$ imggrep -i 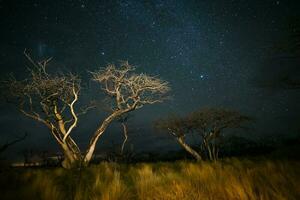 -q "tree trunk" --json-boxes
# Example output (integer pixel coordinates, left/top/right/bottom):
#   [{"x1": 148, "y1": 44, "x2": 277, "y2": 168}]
[
  {"x1": 66, "y1": 137, "x2": 82, "y2": 159},
  {"x1": 202, "y1": 138, "x2": 212, "y2": 160},
  {"x1": 207, "y1": 143, "x2": 213, "y2": 161},
  {"x1": 120, "y1": 122, "x2": 128, "y2": 154},
  {"x1": 212, "y1": 140, "x2": 218, "y2": 161},
  {"x1": 52, "y1": 129, "x2": 82, "y2": 169},
  {"x1": 84, "y1": 110, "x2": 124, "y2": 165},
  {"x1": 177, "y1": 137, "x2": 202, "y2": 161},
  {"x1": 61, "y1": 145, "x2": 77, "y2": 169},
  {"x1": 53, "y1": 111, "x2": 82, "y2": 169},
  {"x1": 55, "y1": 134, "x2": 82, "y2": 169}
]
